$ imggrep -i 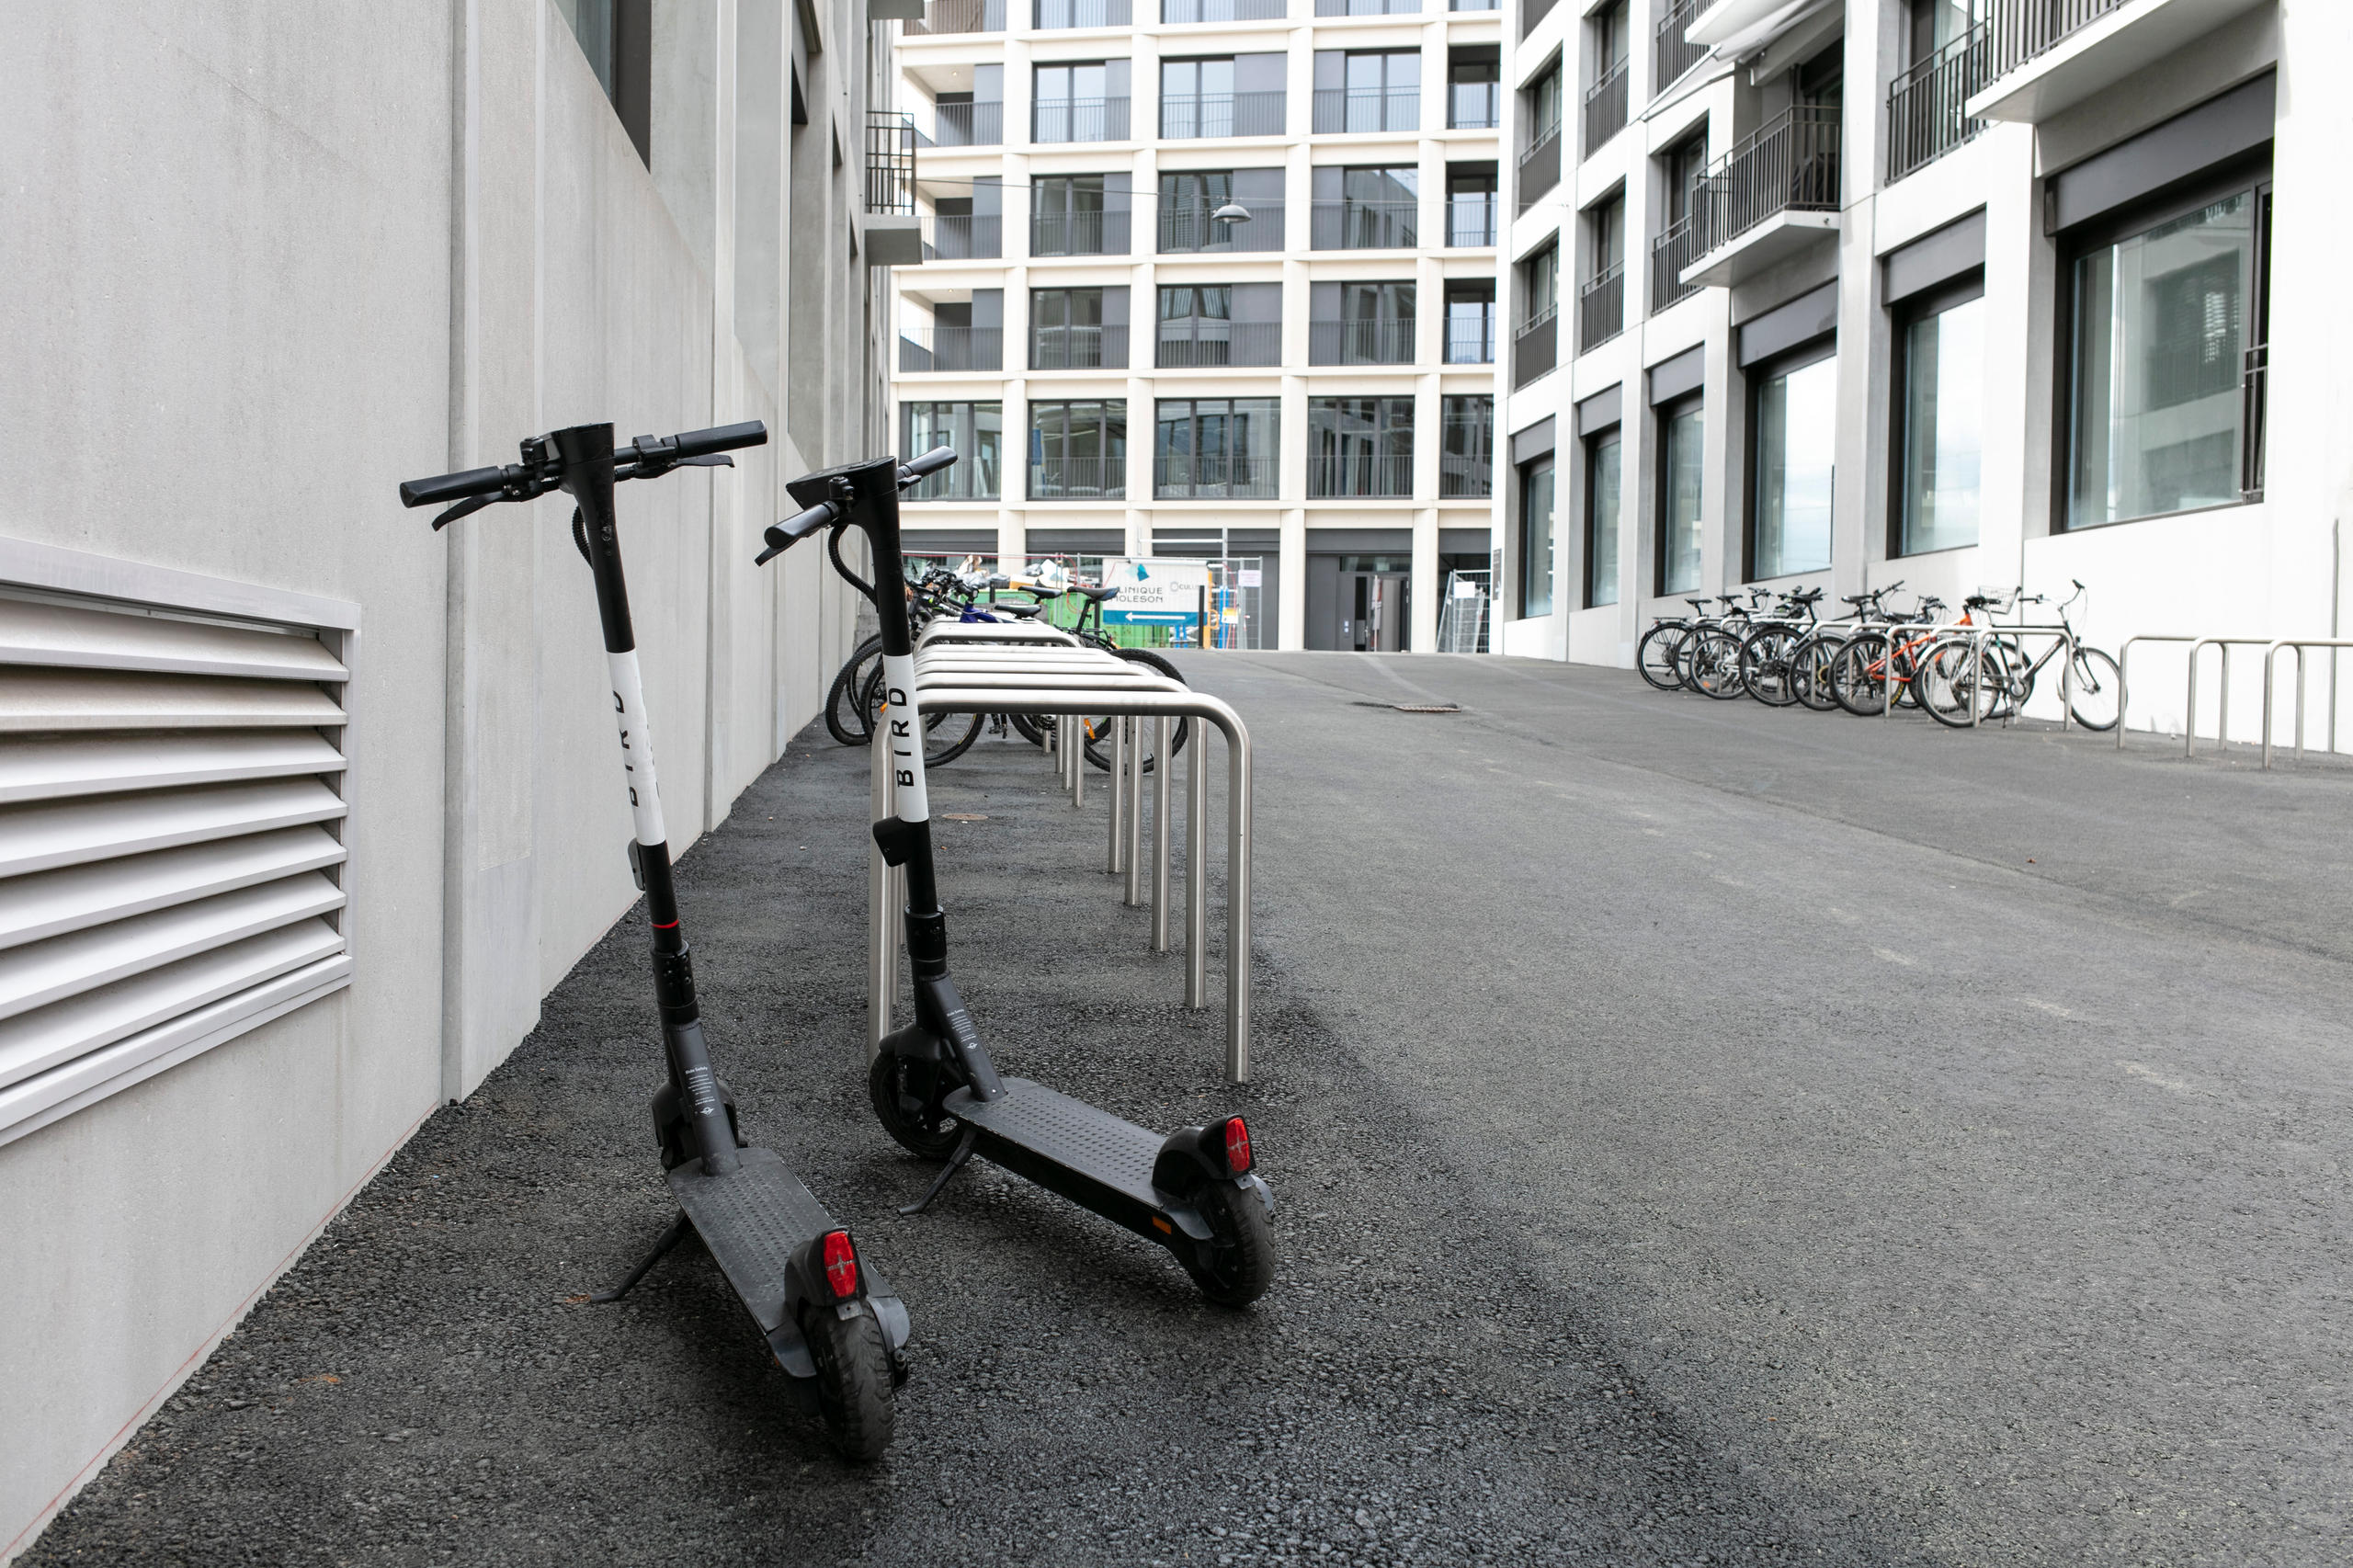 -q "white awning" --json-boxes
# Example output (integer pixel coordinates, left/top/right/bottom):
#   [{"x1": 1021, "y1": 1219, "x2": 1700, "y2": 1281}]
[{"x1": 1688, "y1": 0, "x2": 1839, "y2": 62}]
